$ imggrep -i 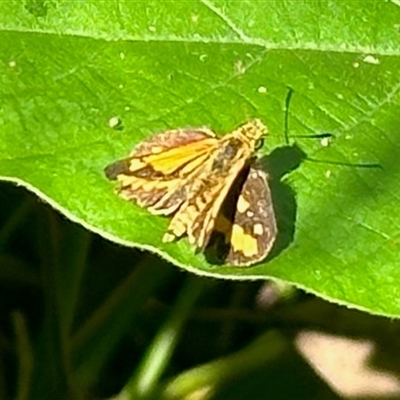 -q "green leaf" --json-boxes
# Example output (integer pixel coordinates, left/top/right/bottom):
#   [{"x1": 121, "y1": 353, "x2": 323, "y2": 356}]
[{"x1": 1, "y1": 0, "x2": 400, "y2": 317}]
